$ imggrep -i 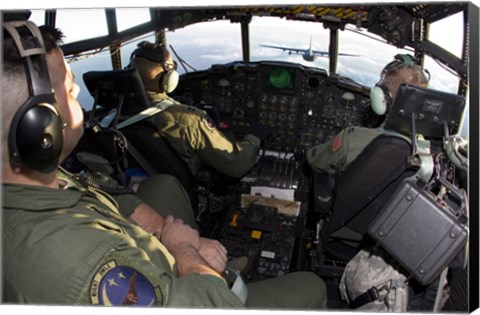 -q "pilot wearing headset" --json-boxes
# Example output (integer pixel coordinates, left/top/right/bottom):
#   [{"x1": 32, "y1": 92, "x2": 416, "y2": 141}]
[
  {"x1": 128, "y1": 41, "x2": 270, "y2": 179},
  {"x1": 306, "y1": 54, "x2": 429, "y2": 174},
  {"x1": 2, "y1": 21, "x2": 326, "y2": 308}
]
